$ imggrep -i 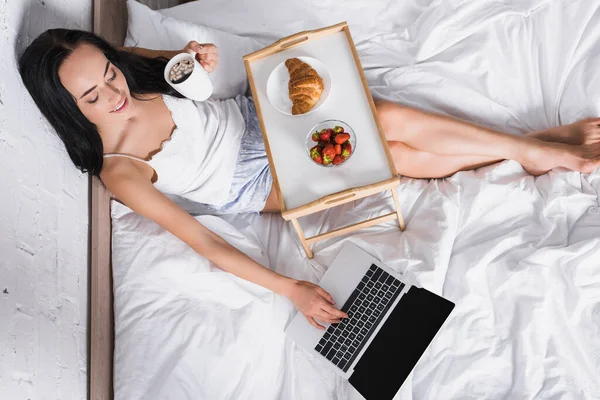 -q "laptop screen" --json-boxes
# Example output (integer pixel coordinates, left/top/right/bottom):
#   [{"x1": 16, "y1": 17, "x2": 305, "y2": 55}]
[{"x1": 348, "y1": 287, "x2": 455, "y2": 400}]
